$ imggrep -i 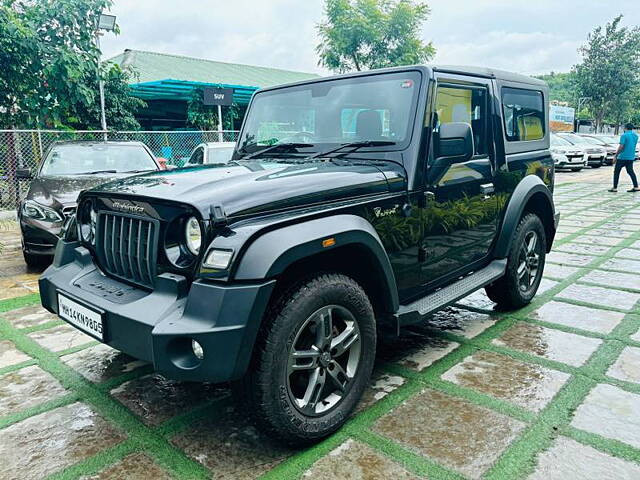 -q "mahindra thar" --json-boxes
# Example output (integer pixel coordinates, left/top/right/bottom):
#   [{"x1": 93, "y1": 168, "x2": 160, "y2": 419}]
[{"x1": 40, "y1": 65, "x2": 558, "y2": 444}]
